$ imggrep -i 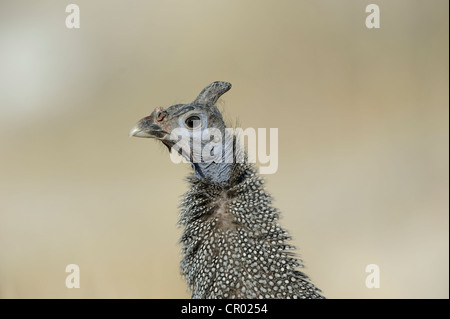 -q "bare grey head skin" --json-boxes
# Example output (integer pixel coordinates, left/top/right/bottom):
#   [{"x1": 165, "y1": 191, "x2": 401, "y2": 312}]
[
  {"x1": 130, "y1": 81, "x2": 233, "y2": 184},
  {"x1": 130, "y1": 81, "x2": 324, "y2": 299}
]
